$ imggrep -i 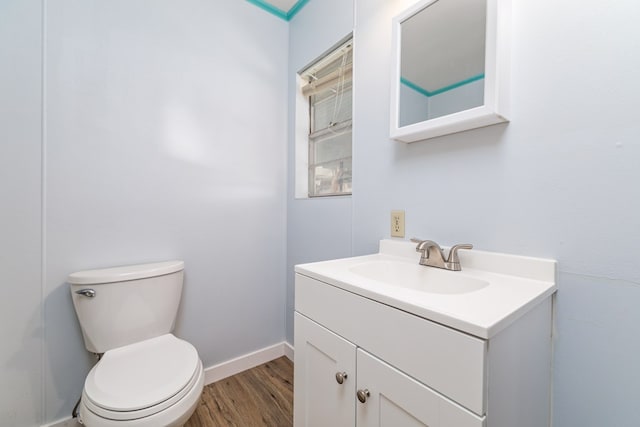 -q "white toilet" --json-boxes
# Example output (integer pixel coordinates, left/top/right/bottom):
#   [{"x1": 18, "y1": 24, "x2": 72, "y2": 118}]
[{"x1": 69, "y1": 260, "x2": 204, "y2": 427}]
